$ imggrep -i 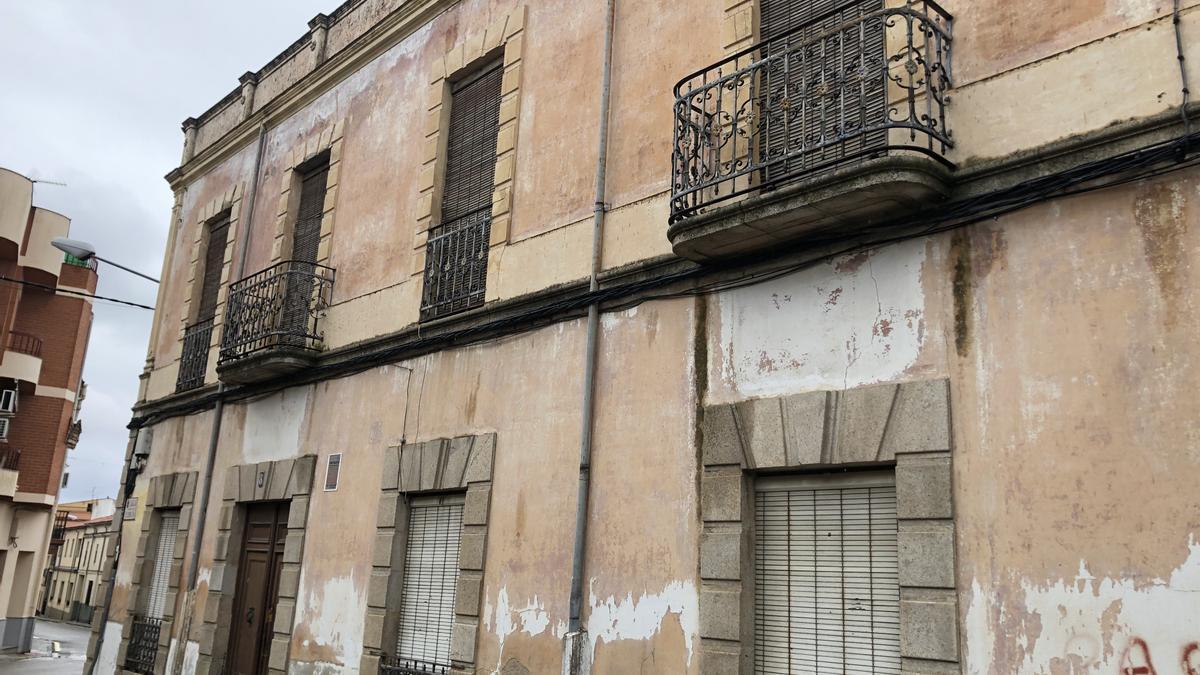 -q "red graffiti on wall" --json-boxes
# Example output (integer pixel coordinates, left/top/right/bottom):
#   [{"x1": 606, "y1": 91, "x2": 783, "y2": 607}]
[
  {"x1": 1121, "y1": 638, "x2": 1157, "y2": 675},
  {"x1": 1117, "y1": 639, "x2": 1200, "y2": 675},
  {"x1": 1182, "y1": 643, "x2": 1200, "y2": 675}
]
